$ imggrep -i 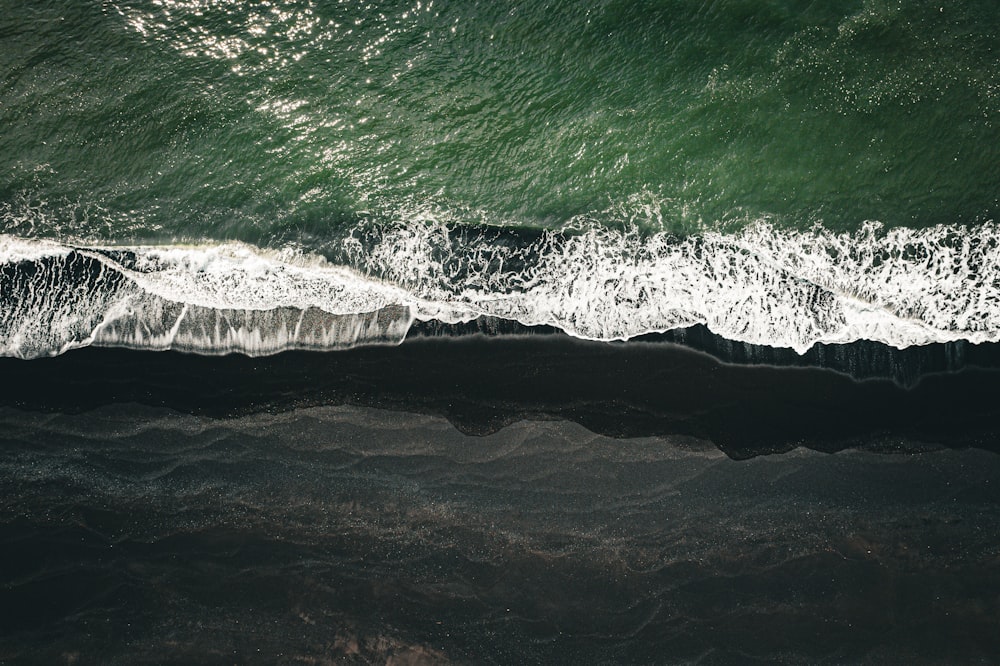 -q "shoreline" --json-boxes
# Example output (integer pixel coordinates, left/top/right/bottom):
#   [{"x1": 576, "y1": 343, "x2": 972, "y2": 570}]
[
  {"x1": 409, "y1": 318, "x2": 993, "y2": 385},
  {"x1": 3, "y1": 329, "x2": 1000, "y2": 459}
]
